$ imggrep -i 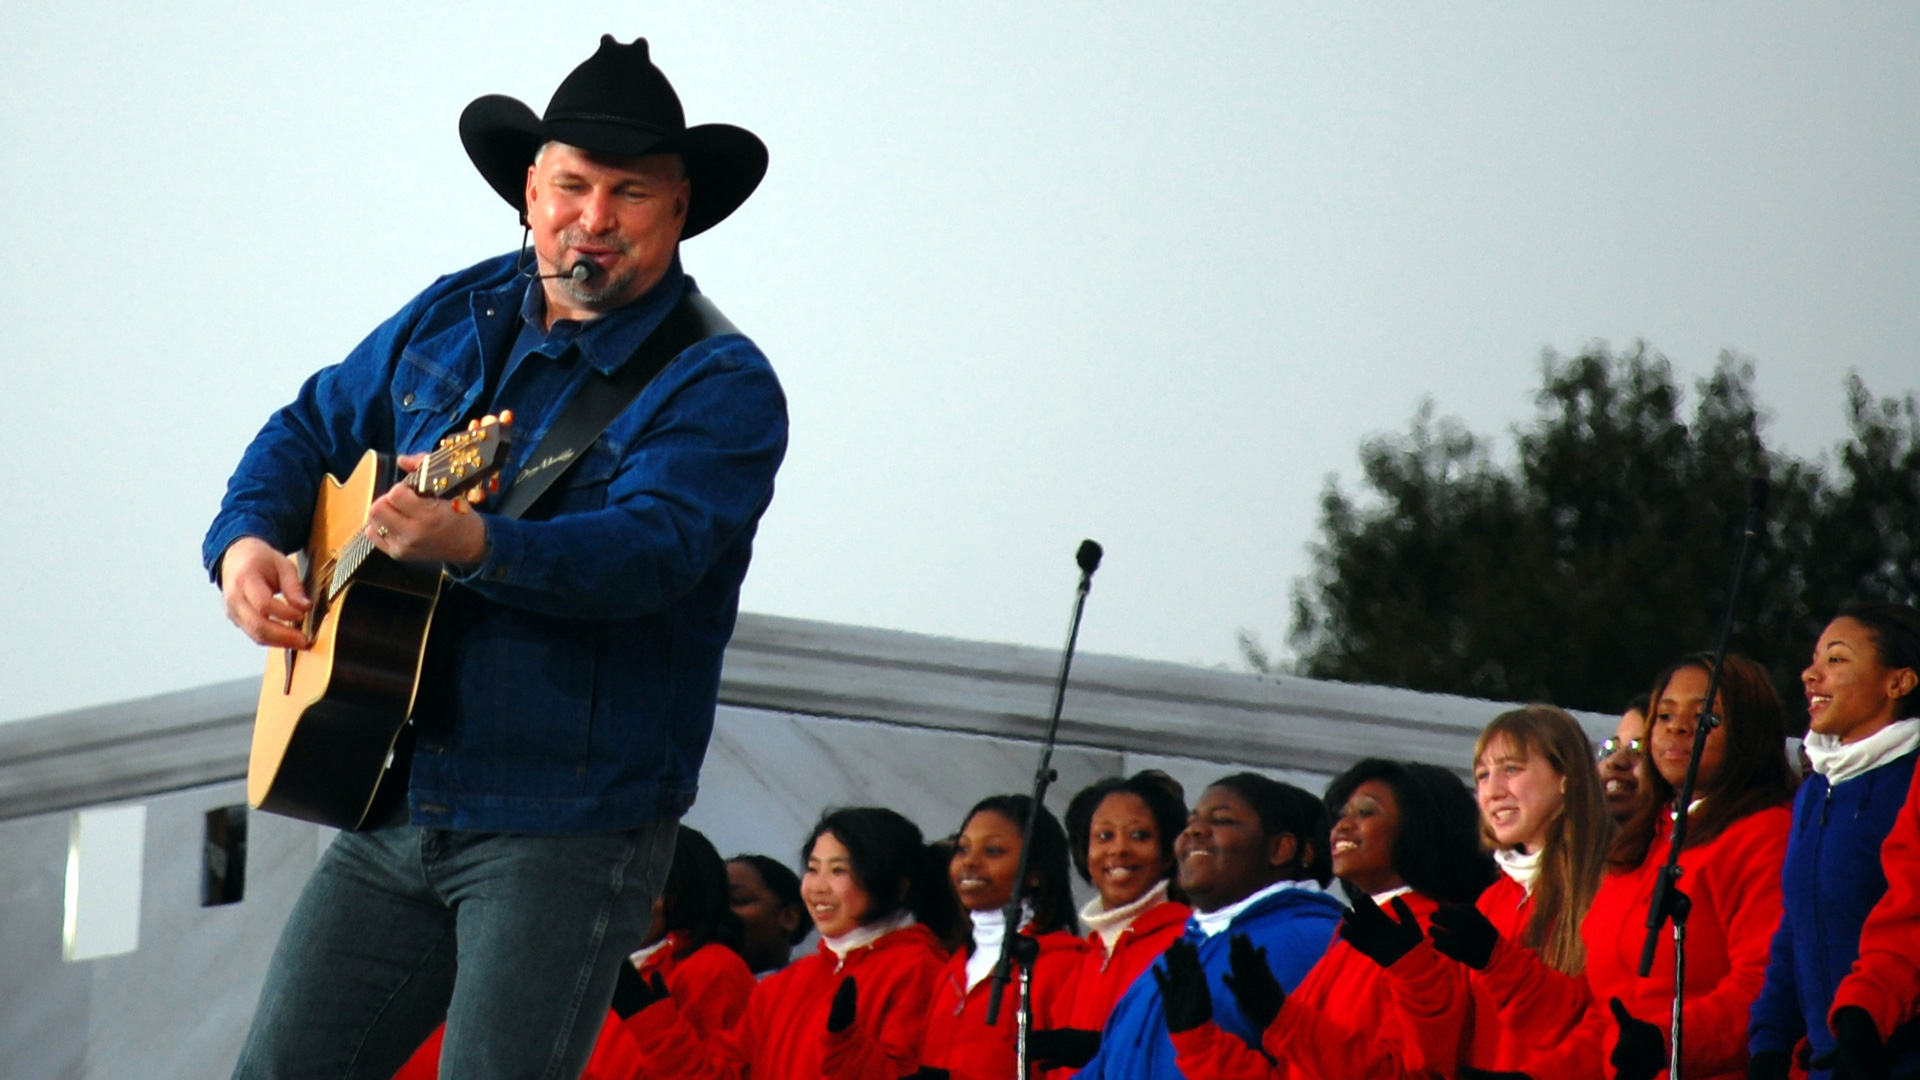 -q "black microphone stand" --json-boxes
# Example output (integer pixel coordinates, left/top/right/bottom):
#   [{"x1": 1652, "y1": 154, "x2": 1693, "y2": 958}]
[
  {"x1": 1637, "y1": 479, "x2": 1768, "y2": 1080},
  {"x1": 985, "y1": 540, "x2": 1104, "y2": 1073}
]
